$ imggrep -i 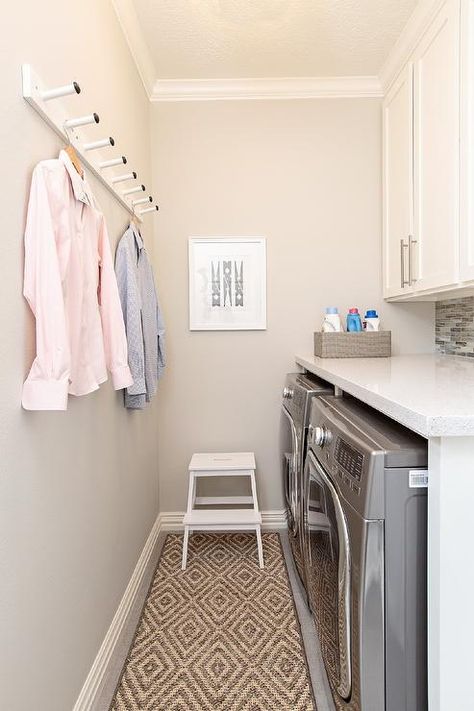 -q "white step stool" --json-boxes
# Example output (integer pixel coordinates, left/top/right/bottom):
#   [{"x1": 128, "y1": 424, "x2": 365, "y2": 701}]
[{"x1": 182, "y1": 452, "x2": 264, "y2": 570}]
